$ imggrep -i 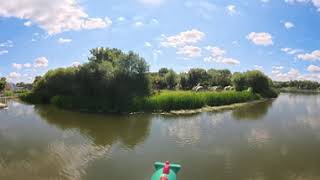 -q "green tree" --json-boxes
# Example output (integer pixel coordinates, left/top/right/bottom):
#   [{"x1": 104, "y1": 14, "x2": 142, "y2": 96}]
[
  {"x1": 150, "y1": 73, "x2": 167, "y2": 90},
  {"x1": 165, "y1": 70, "x2": 177, "y2": 89},
  {"x1": 207, "y1": 69, "x2": 231, "y2": 87},
  {"x1": 30, "y1": 48, "x2": 151, "y2": 112},
  {"x1": 187, "y1": 68, "x2": 210, "y2": 87},
  {"x1": 231, "y1": 70, "x2": 278, "y2": 98},
  {"x1": 231, "y1": 72, "x2": 247, "y2": 91},
  {"x1": 0, "y1": 77, "x2": 6, "y2": 92},
  {"x1": 158, "y1": 68, "x2": 169, "y2": 77},
  {"x1": 179, "y1": 73, "x2": 189, "y2": 90}
]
